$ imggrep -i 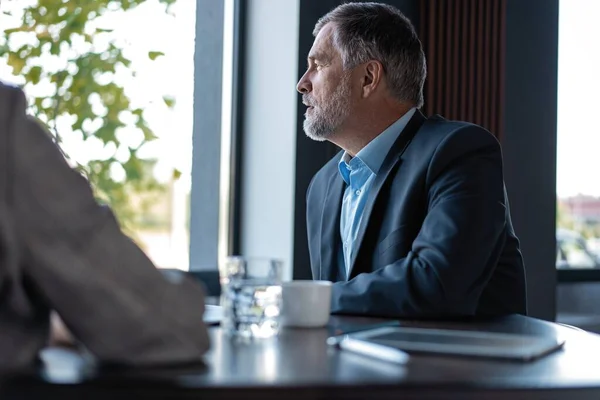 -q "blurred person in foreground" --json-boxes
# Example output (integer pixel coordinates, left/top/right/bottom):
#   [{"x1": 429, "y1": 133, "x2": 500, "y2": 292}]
[{"x1": 0, "y1": 82, "x2": 209, "y2": 372}]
